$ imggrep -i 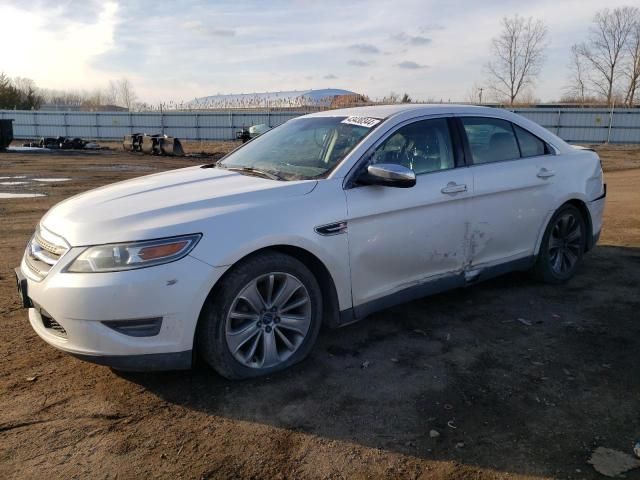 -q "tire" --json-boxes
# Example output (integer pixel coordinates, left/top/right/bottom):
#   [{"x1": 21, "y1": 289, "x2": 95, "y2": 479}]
[
  {"x1": 532, "y1": 204, "x2": 586, "y2": 284},
  {"x1": 196, "y1": 251, "x2": 323, "y2": 379}
]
